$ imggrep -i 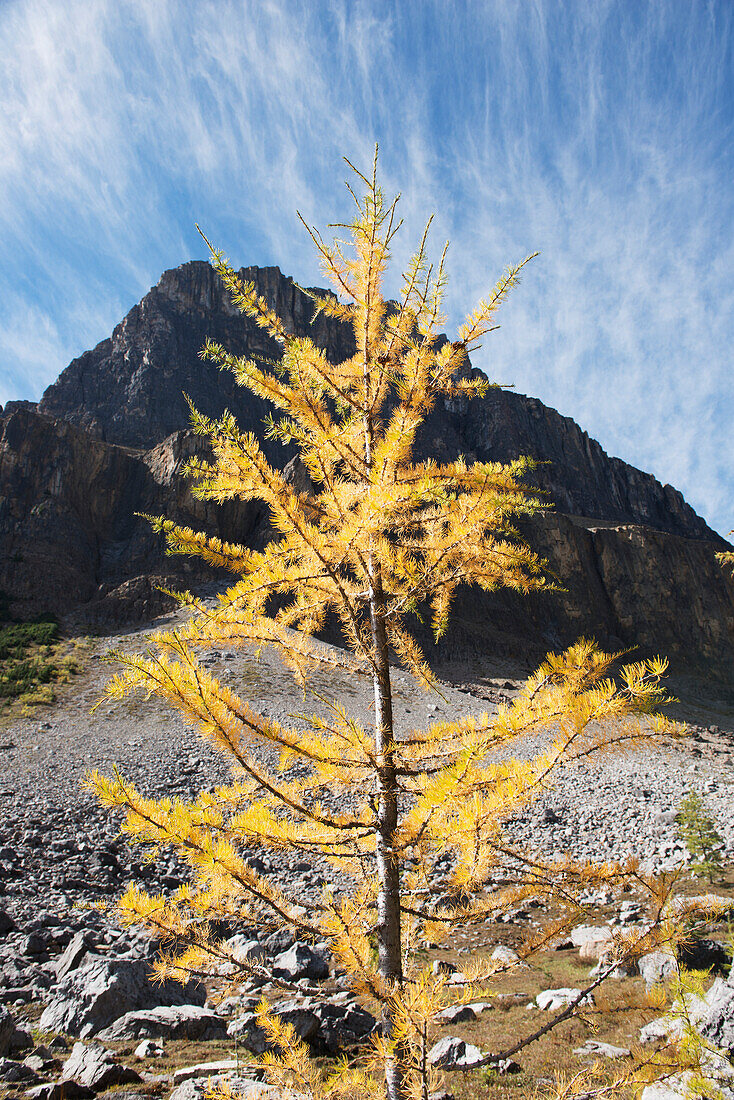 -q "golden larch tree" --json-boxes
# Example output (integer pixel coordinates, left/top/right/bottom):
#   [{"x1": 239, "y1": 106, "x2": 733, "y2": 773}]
[{"x1": 89, "y1": 153, "x2": 719, "y2": 1100}]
